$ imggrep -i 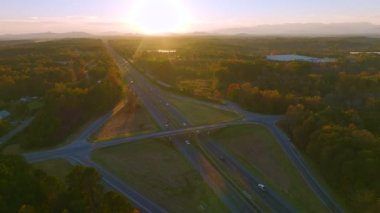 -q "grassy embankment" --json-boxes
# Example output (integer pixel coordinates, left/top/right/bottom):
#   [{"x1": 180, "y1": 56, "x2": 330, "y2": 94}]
[
  {"x1": 210, "y1": 124, "x2": 329, "y2": 212},
  {"x1": 165, "y1": 95, "x2": 241, "y2": 126},
  {"x1": 93, "y1": 139, "x2": 228, "y2": 212}
]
